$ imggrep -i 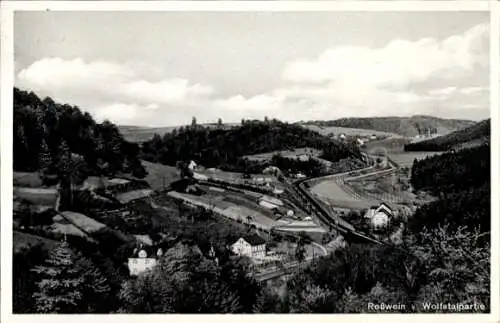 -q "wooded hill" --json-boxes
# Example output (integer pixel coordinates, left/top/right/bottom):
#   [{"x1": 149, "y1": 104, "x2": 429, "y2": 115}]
[
  {"x1": 302, "y1": 115, "x2": 475, "y2": 137},
  {"x1": 14, "y1": 88, "x2": 146, "y2": 179},
  {"x1": 404, "y1": 119, "x2": 490, "y2": 152},
  {"x1": 141, "y1": 118, "x2": 362, "y2": 171},
  {"x1": 409, "y1": 144, "x2": 490, "y2": 233}
]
